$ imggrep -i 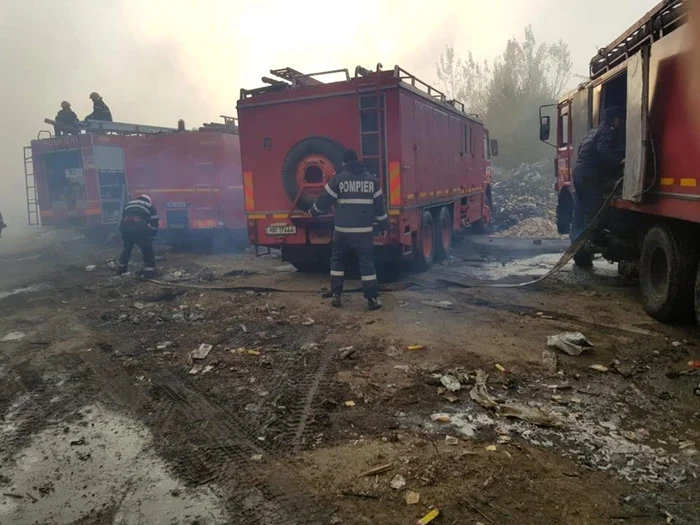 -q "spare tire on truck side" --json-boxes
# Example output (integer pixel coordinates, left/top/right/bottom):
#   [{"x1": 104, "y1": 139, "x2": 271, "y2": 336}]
[{"x1": 281, "y1": 137, "x2": 345, "y2": 211}]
